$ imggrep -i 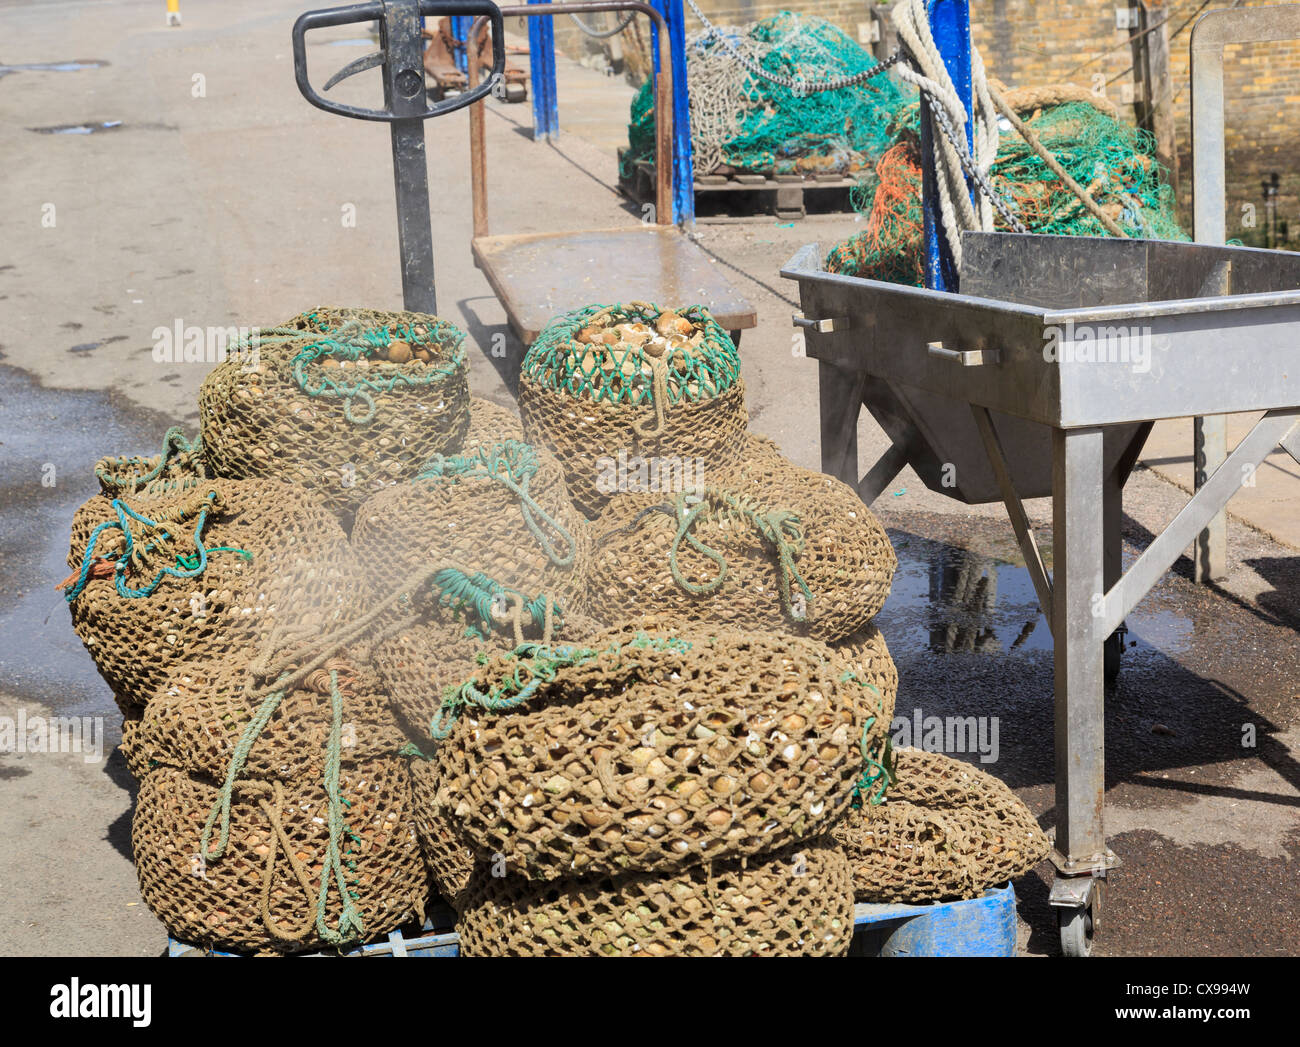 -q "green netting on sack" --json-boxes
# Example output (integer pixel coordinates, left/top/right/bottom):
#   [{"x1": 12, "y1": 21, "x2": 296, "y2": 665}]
[
  {"x1": 286, "y1": 313, "x2": 468, "y2": 426},
  {"x1": 519, "y1": 302, "x2": 740, "y2": 406},
  {"x1": 826, "y1": 100, "x2": 1188, "y2": 285},
  {"x1": 621, "y1": 12, "x2": 913, "y2": 181}
]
